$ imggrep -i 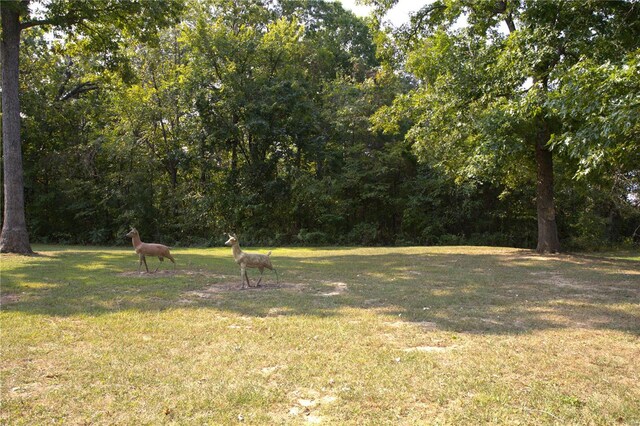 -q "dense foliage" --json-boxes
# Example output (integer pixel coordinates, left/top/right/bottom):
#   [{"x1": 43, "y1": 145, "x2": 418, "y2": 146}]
[{"x1": 6, "y1": 0, "x2": 639, "y2": 248}]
